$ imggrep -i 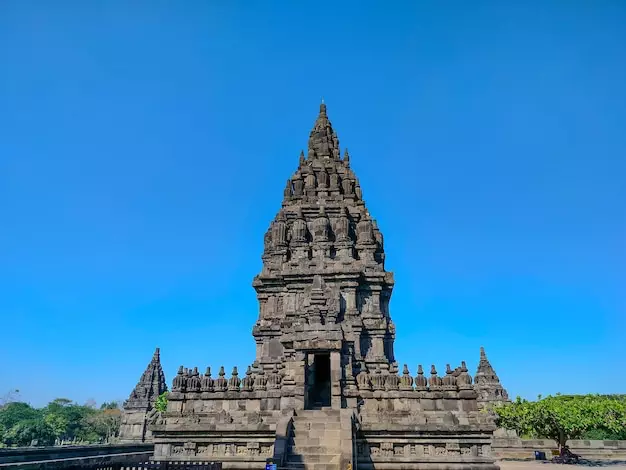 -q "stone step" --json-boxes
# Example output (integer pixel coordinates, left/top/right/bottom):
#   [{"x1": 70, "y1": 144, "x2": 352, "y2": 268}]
[
  {"x1": 294, "y1": 411, "x2": 340, "y2": 419},
  {"x1": 286, "y1": 453, "x2": 341, "y2": 464},
  {"x1": 291, "y1": 431, "x2": 341, "y2": 444},
  {"x1": 290, "y1": 445, "x2": 340, "y2": 455},
  {"x1": 280, "y1": 464, "x2": 339, "y2": 470},
  {"x1": 293, "y1": 428, "x2": 341, "y2": 435},
  {"x1": 291, "y1": 423, "x2": 341, "y2": 432},
  {"x1": 293, "y1": 420, "x2": 342, "y2": 428},
  {"x1": 291, "y1": 437, "x2": 320, "y2": 446}
]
